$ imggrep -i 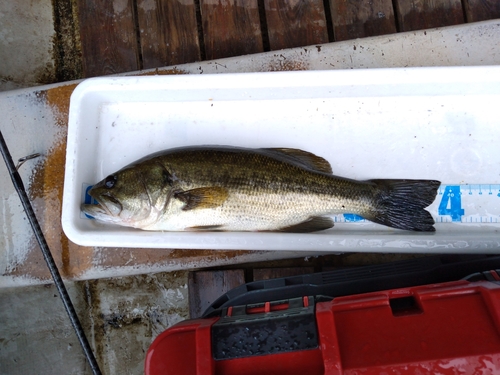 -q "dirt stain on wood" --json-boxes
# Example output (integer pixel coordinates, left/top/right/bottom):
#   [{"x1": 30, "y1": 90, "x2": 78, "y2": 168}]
[
  {"x1": 138, "y1": 67, "x2": 189, "y2": 76},
  {"x1": 93, "y1": 247, "x2": 259, "y2": 272},
  {"x1": 267, "y1": 55, "x2": 308, "y2": 71}
]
